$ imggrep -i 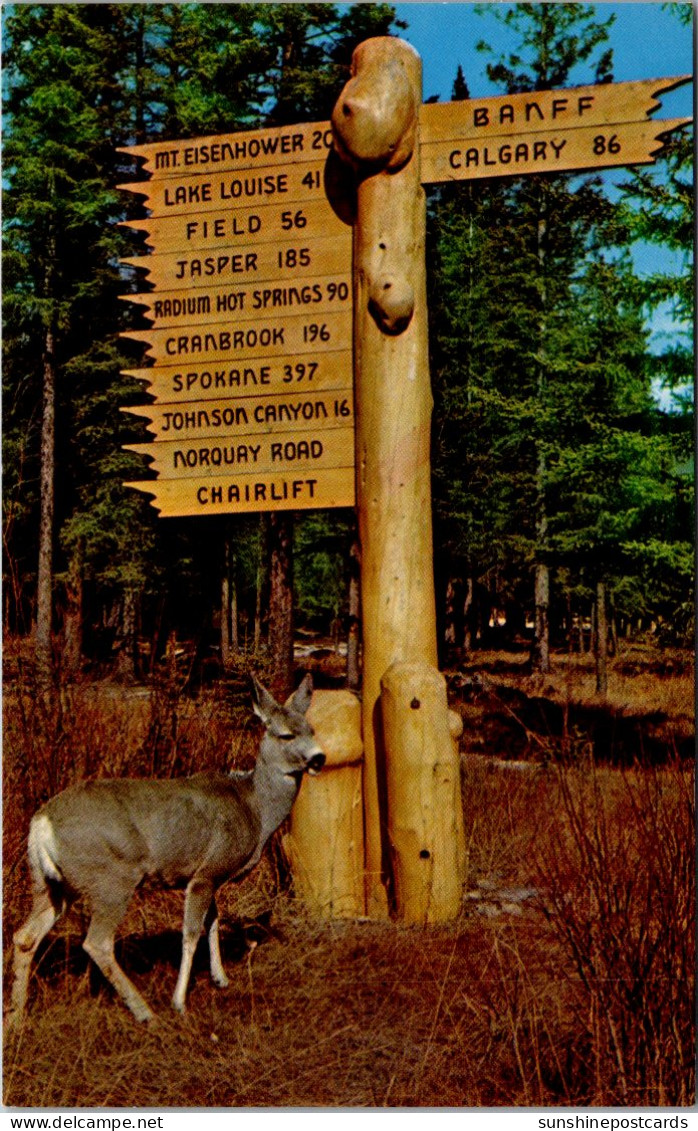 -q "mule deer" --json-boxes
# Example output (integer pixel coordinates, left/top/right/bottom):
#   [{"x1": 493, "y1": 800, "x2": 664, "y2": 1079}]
[{"x1": 7, "y1": 674, "x2": 324, "y2": 1025}]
